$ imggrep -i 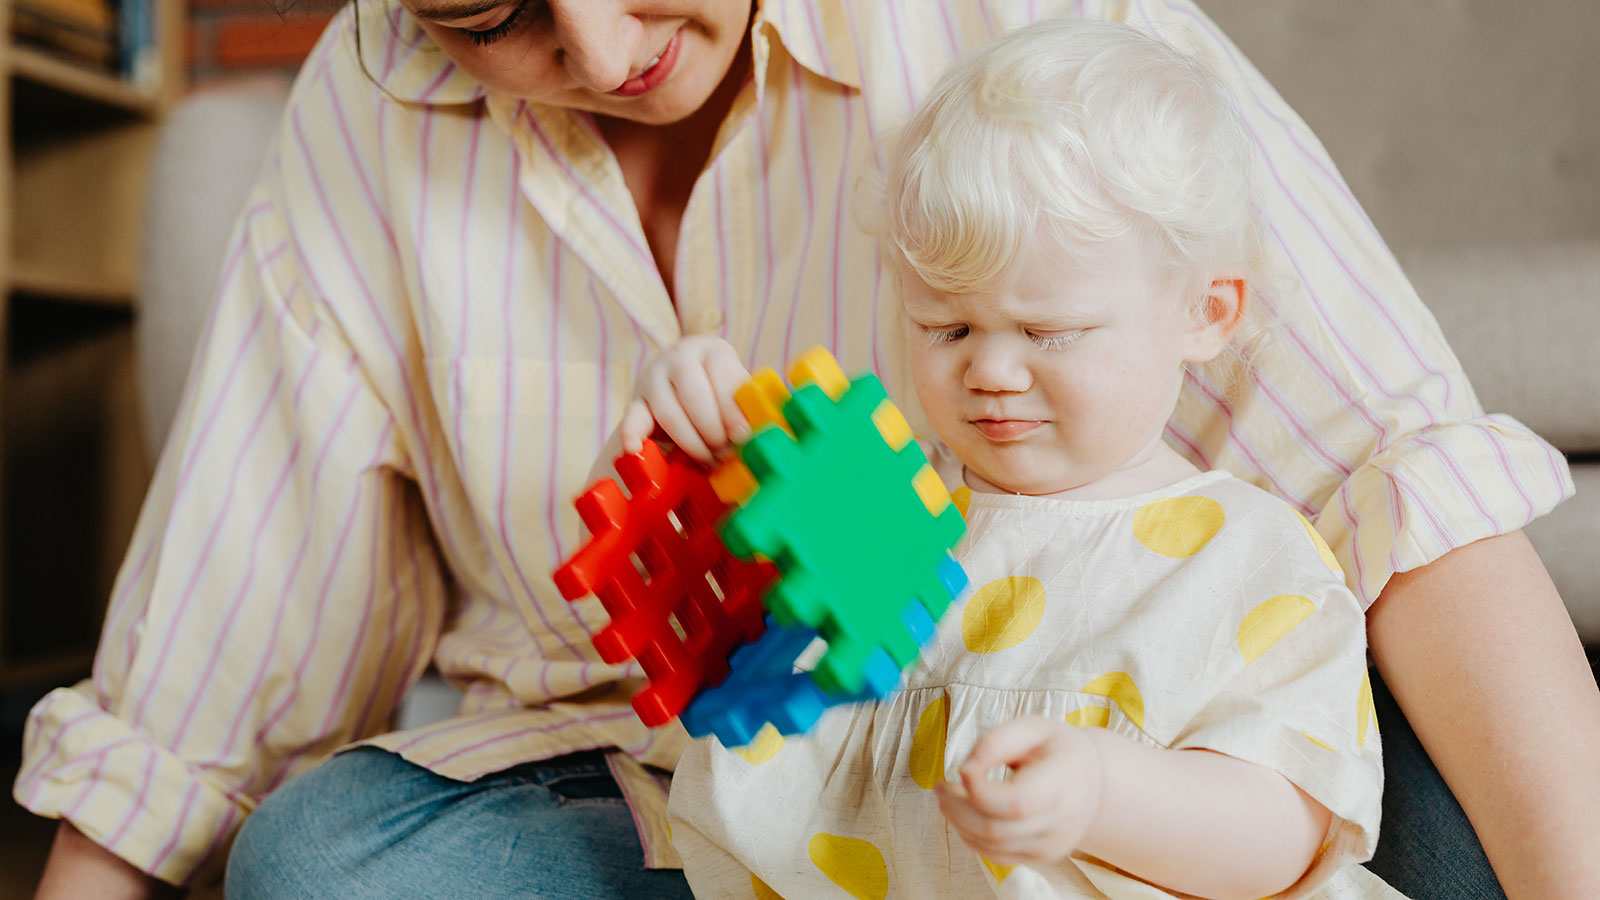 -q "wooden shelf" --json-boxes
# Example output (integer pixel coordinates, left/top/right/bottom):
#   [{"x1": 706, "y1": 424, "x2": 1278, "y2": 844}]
[
  {"x1": 9, "y1": 44, "x2": 159, "y2": 116},
  {"x1": 0, "y1": 0, "x2": 180, "y2": 689},
  {"x1": 9, "y1": 263, "x2": 135, "y2": 306}
]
